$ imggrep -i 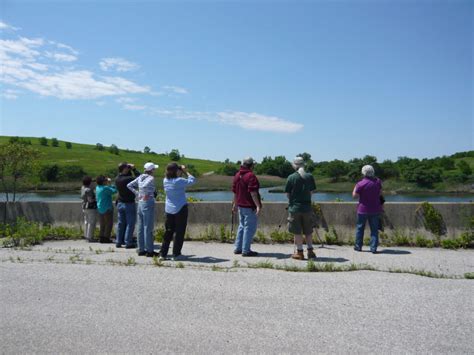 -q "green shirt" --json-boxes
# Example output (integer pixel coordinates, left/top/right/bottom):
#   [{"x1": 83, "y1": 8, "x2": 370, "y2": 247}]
[{"x1": 285, "y1": 172, "x2": 316, "y2": 213}]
